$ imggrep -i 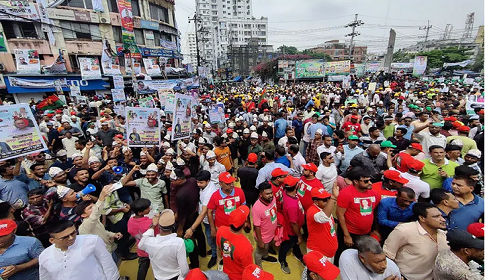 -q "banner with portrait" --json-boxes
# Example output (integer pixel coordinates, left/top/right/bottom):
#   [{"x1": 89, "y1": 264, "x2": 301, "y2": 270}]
[
  {"x1": 324, "y1": 60, "x2": 351, "y2": 76},
  {"x1": 0, "y1": 104, "x2": 48, "y2": 160},
  {"x1": 111, "y1": 89, "x2": 125, "y2": 102},
  {"x1": 78, "y1": 57, "x2": 102, "y2": 80},
  {"x1": 143, "y1": 58, "x2": 161, "y2": 76},
  {"x1": 124, "y1": 56, "x2": 141, "y2": 75},
  {"x1": 139, "y1": 96, "x2": 155, "y2": 108},
  {"x1": 171, "y1": 94, "x2": 192, "y2": 141},
  {"x1": 126, "y1": 107, "x2": 160, "y2": 147},
  {"x1": 412, "y1": 56, "x2": 427, "y2": 76},
  {"x1": 14, "y1": 49, "x2": 40, "y2": 74},
  {"x1": 113, "y1": 75, "x2": 124, "y2": 89},
  {"x1": 102, "y1": 57, "x2": 122, "y2": 76}
]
